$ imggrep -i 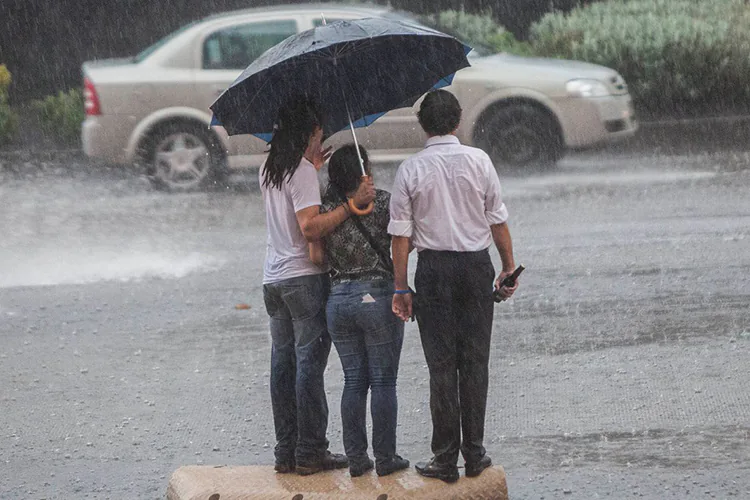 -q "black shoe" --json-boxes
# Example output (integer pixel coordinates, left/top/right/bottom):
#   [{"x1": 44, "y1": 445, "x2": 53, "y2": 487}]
[
  {"x1": 349, "y1": 458, "x2": 374, "y2": 477},
  {"x1": 415, "y1": 457, "x2": 459, "y2": 483},
  {"x1": 465, "y1": 455, "x2": 492, "y2": 478},
  {"x1": 376, "y1": 455, "x2": 410, "y2": 476},
  {"x1": 296, "y1": 451, "x2": 349, "y2": 476},
  {"x1": 274, "y1": 459, "x2": 295, "y2": 474}
]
